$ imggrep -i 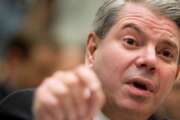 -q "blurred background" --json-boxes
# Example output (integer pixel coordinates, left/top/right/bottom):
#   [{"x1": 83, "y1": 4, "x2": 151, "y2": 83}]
[{"x1": 0, "y1": 0, "x2": 104, "y2": 99}]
